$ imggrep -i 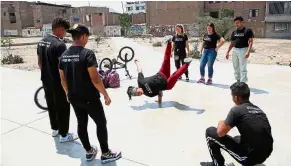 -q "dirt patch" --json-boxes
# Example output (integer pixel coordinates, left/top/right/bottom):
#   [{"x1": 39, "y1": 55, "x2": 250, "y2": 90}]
[
  {"x1": 1, "y1": 37, "x2": 115, "y2": 71},
  {"x1": 129, "y1": 37, "x2": 291, "y2": 66}
]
